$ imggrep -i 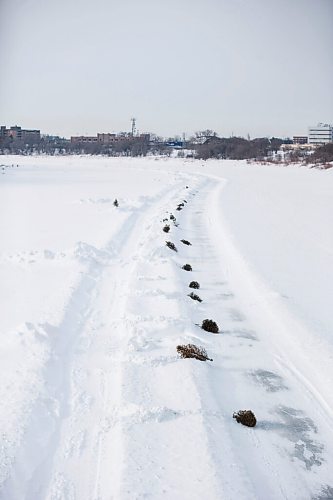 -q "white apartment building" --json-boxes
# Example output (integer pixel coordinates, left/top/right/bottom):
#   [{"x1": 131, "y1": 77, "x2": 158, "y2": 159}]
[{"x1": 308, "y1": 123, "x2": 333, "y2": 145}]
